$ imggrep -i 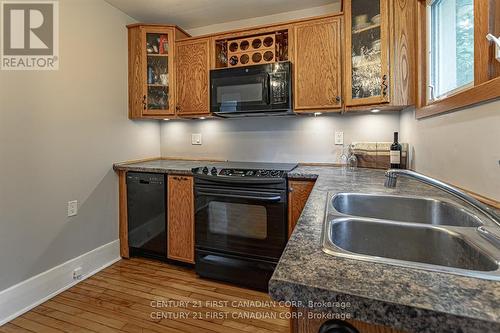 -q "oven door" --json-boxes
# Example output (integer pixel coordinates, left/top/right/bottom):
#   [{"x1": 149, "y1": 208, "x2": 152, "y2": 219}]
[
  {"x1": 195, "y1": 186, "x2": 287, "y2": 261},
  {"x1": 210, "y1": 67, "x2": 271, "y2": 114}
]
